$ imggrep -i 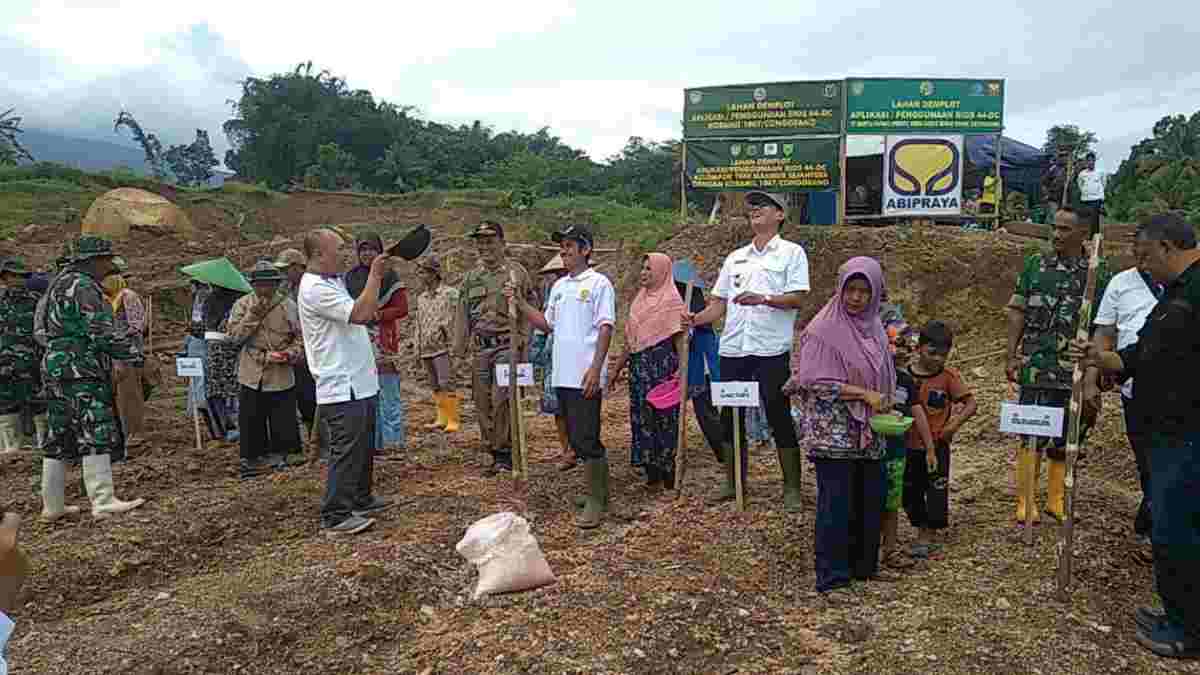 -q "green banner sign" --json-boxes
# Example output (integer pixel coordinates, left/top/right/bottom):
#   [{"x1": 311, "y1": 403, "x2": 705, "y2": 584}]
[
  {"x1": 684, "y1": 81, "x2": 843, "y2": 137},
  {"x1": 685, "y1": 138, "x2": 840, "y2": 192},
  {"x1": 845, "y1": 78, "x2": 1004, "y2": 134}
]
